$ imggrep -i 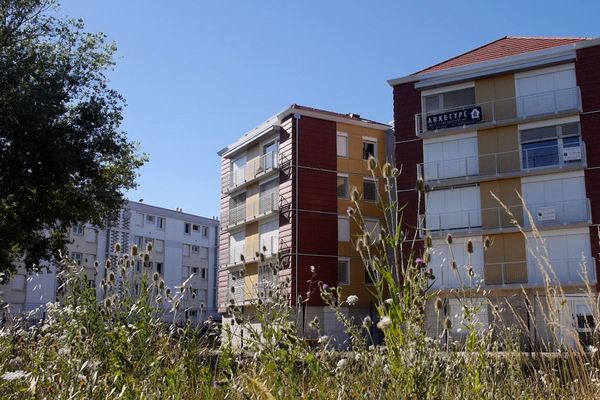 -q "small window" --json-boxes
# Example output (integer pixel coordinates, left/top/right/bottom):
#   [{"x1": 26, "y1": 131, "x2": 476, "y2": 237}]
[
  {"x1": 156, "y1": 262, "x2": 163, "y2": 274},
  {"x1": 365, "y1": 261, "x2": 375, "y2": 285},
  {"x1": 337, "y1": 175, "x2": 349, "y2": 198},
  {"x1": 201, "y1": 267, "x2": 207, "y2": 280},
  {"x1": 71, "y1": 252, "x2": 83, "y2": 264},
  {"x1": 192, "y1": 224, "x2": 200, "y2": 232},
  {"x1": 154, "y1": 239, "x2": 164, "y2": 253},
  {"x1": 338, "y1": 216, "x2": 350, "y2": 242},
  {"x1": 337, "y1": 132, "x2": 348, "y2": 157},
  {"x1": 183, "y1": 244, "x2": 190, "y2": 257},
  {"x1": 133, "y1": 235, "x2": 143, "y2": 248},
  {"x1": 192, "y1": 245, "x2": 200, "y2": 254},
  {"x1": 363, "y1": 178, "x2": 377, "y2": 202},
  {"x1": 134, "y1": 283, "x2": 140, "y2": 296},
  {"x1": 184, "y1": 223, "x2": 191, "y2": 234},
  {"x1": 362, "y1": 140, "x2": 376, "y2": 160},
  {"x1": 338, "y1": 259, "x2": 350, "y2": 285},
  {"x1": 146, "y1": 215, "x2": 155, "y2": 224},
  {"x1": 200, "y1": 247, "x2": 209, "y2": 259},
  {"x1": 72, "y1": 225, "x2": 84, "y2": 236},
  {"x1": 156, "y1": 217, "x2": 165, "y2": 230},
  {"x1": 202, "y1": 226, "x2": 209, "y2": 238},
  {"x1": 135, "y1": 212, "x2": 144, "y2": 226},
  {"x1": 191, "y1": 266, "x2": 199, "y2": 274},
  {"x1": 189, "y1": 309, "x2": 197, "y2": 318},
  {"x1": 135, "y1": 261, "x2": 142, "y2": 272}
]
